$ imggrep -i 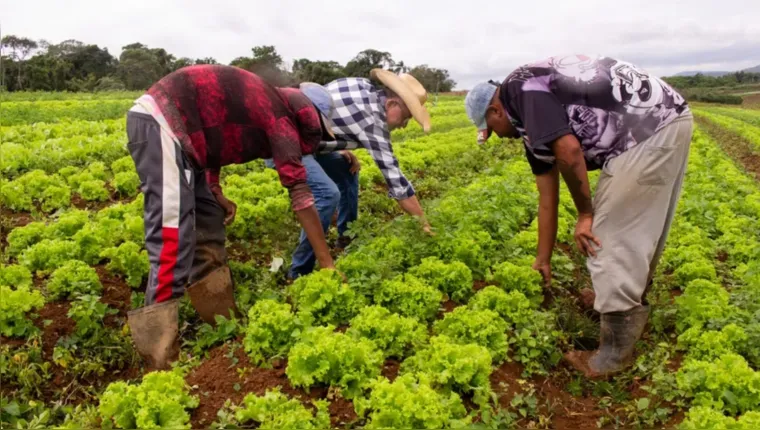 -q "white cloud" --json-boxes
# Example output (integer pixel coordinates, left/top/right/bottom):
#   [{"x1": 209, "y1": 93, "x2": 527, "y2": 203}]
[{"x1": 3, "y1": 0, "x2": 759, "y2": 89}]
